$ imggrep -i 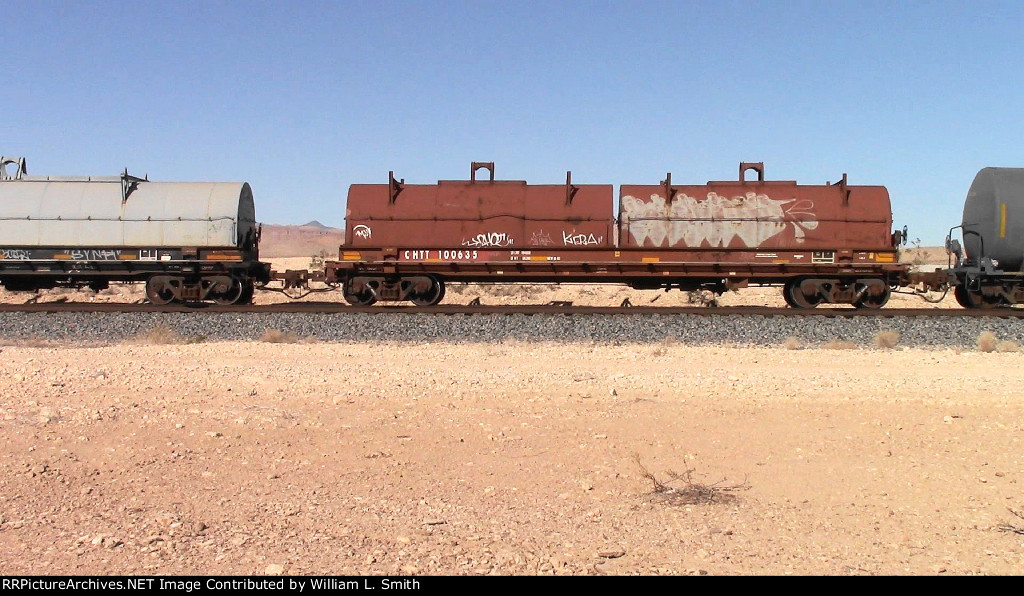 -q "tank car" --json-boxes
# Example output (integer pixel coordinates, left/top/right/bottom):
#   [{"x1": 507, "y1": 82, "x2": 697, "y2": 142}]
[
  {"x1": 329, "y1": 162, "x2": 907, "y2": 307},
  {"x1": 943, "y1": 167, "x2": 1024, "y2": 307},
  {"x1": 0, "y1": 157, "x2": 270, "y2": 304}
]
